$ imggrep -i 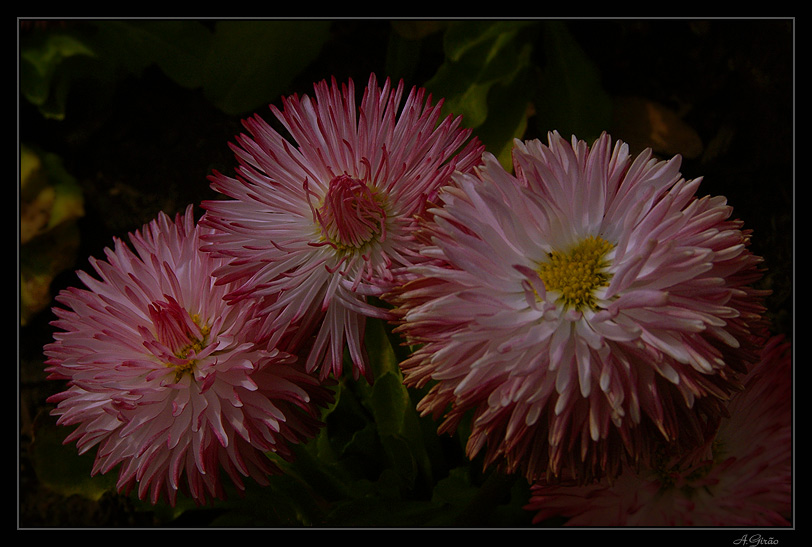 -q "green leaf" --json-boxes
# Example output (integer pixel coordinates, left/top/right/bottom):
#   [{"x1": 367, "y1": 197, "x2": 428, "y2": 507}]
[
  {"x1": 442, "y1": 20, "x2": 535, "y2": 63},
  {"x1": 324, "y1": 495, "x2": 444, "y2": 527},
  {"x1": 201, "y1": 20, "x2": 331, "y2": 115},
  {"x1": 431, "y1": 466, "x2": 477, "y2": 512},
  {"x1": 364, "y1": 316, "x2": 401, "y2": 379},
  {"x1": 425, "y1": 21, "x2": 538, "y2": 127},
  {"x1": 20, "y1": 32, "x2": 97, "y2": 119},
  {"x1": 369, "y1": 371, "x2": 411, "y2": 437},
  {"x1": 423, "y1": 20, "x2": 539, "y2": 168},
  {"x1": 87, "y1": 20, "x2": 331, "y2": 116},
  {"x1": 431, "y1": 467, "x2": 531, "y2": 527},
  {"x1": 92, "y1": 20, "x2": 214, "y2": 88},
  {"x1": 41, "y1": 149, "x2": 85, "y2": 231},
  {"x1": 366, "y1": 320, "x2": 437, "y2": 482},
  {"x1": 21, "y1": 33, "x2": 94, "y2": 75},
  {"x1": 209, "y1": 472, "x2": 326, "y2": 526},
  {"x1": 20, "y1": 33, "x2": 95, "y2": 92},
  {"x1": 20, "y1": 145, "x2": 84, "y2": 324},
  {"x1": 30, "y1": 417, "x2": 117, "y2": 501},
  {"x1": 385, "y1": 30, "x2": 423, "y2": 83},
  {"x1": 534, "y1": 21, "x2": 613, "y2": 142},
  {"x1": 469, "y1": 43, "x2": 536, "y2": 170}
]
